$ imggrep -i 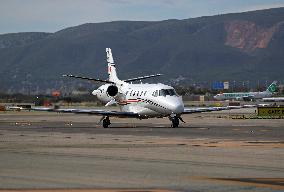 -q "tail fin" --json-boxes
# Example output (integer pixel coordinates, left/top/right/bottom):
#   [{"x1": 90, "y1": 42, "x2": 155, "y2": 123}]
[
  {"x1": 266, "y1": 81, "x2": 277, "y2": 93},
  {"x1": 106, "y1": 48, "x2": 119, "y2": 83}
]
